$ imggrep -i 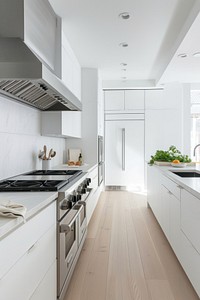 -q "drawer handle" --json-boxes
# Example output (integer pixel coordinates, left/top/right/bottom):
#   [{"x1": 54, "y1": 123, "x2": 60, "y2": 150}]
[
  {"x1": 27, "y1": 241, "x2": 37, "y2": 254},
  {"x1": 176, "y1": 185, "x2": 182, "y2": 189}
]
